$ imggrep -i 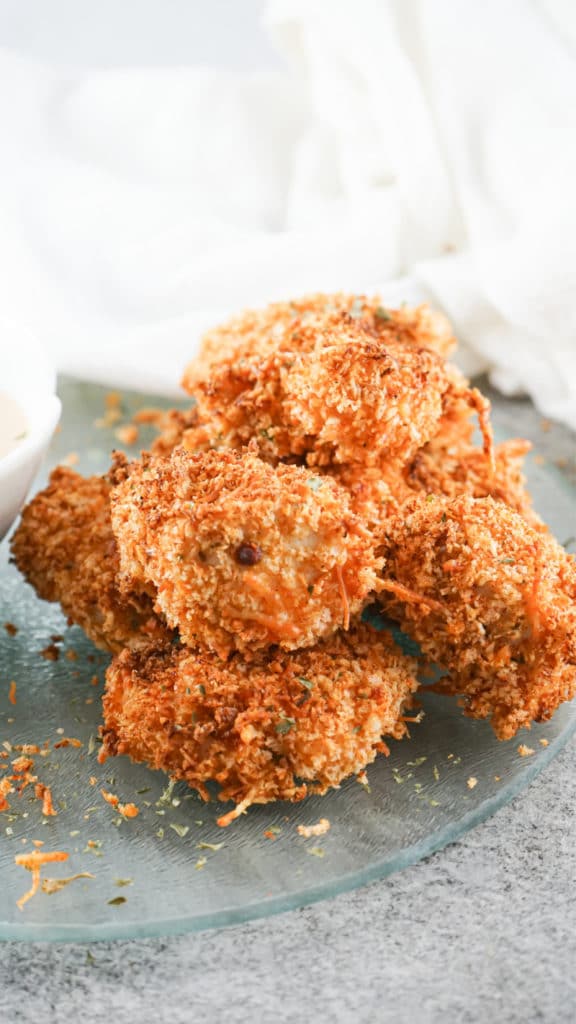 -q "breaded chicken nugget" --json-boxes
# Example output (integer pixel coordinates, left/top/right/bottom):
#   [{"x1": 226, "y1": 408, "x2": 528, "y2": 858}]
[
  {"x1": 378, "y1": 495, "x2": 576, "y2": 739},
  {"x1": 10, "y1": 467, "x2": 170, "y2": 653},
  {"x1": 182, "y1": 292, "x2": 456, "y2": 392},
  {"x1": 110, "y1": 447, "x2": 381, "y2": 657},
  {"x1": 184, "y1": 315, "x2": 477, "y2": 468},
  {"x1": 403, "y1": 391, "x2": 541, "y2": 526},
  {"x1": 100, "y1": 624, "x2": 419, "y2": 824}
]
